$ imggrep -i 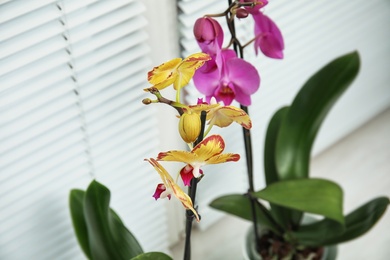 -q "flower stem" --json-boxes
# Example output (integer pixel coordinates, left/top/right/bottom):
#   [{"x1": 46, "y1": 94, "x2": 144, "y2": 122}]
[
  {"x1": 227, "y1": 0, "x2": 262, "y2": 253},
  {"x1": 183, "y1": 111, "x2": 207, "y2": 260}
]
